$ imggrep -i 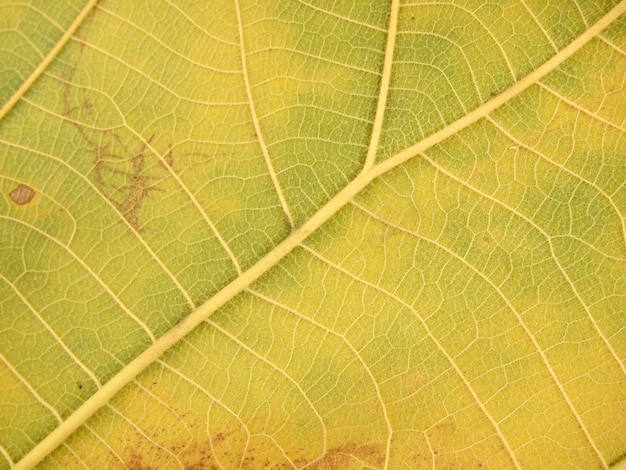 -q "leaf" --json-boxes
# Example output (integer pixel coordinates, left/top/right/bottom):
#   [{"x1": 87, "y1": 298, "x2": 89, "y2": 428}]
[{"x1": 1, "y1": 1, "x2": 625, "y2": 468}]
